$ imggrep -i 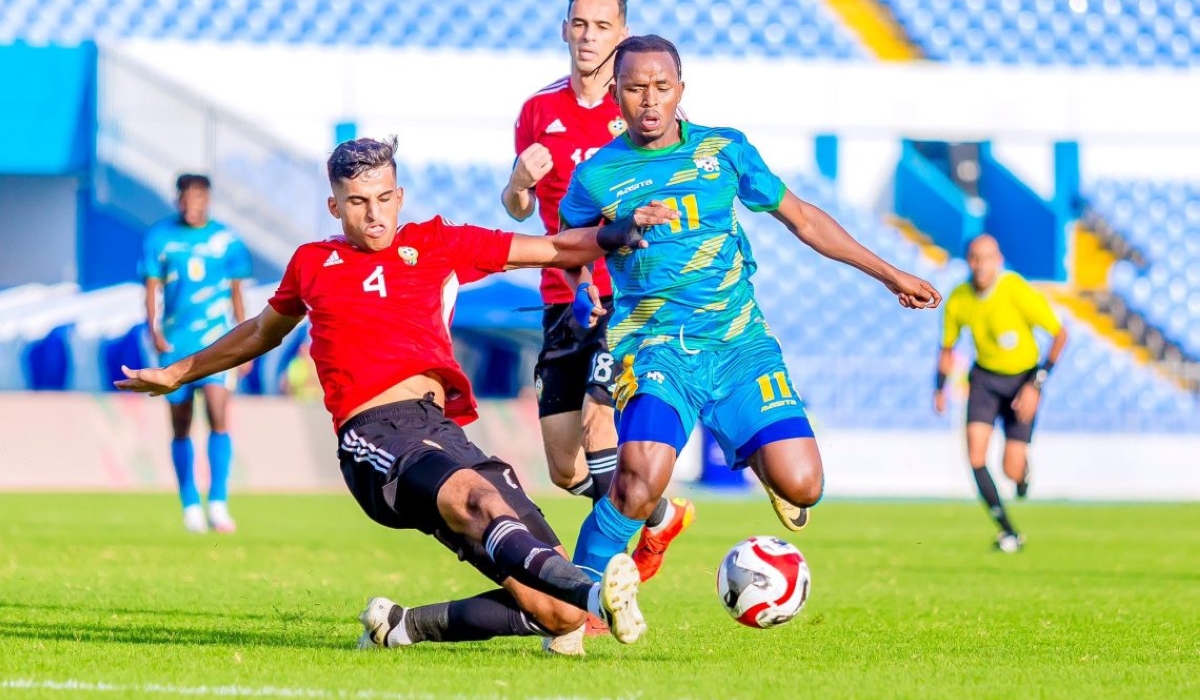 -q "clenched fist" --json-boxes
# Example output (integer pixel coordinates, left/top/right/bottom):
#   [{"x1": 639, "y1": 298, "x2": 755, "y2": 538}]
[{"x1": 511, "y1": 143, "x2": 553, "y2": 191}]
